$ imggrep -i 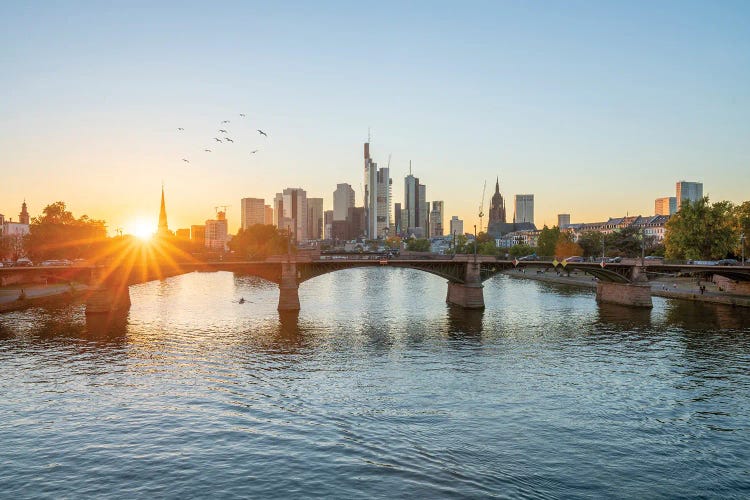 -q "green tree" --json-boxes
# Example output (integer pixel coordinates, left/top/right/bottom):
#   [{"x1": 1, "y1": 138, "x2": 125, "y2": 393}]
[
  {"x1": 452, "y1": 234, "x2": 469, "y2": 254},
  {"x1": 406, "y1": 238, "x2": 431, "y2": 252},
  {"x1": 734, "y1": 201, "x2": 750, "y2": 259},
  {"x1": 228, "y1": 224, "x2": 289, "y2": 259},
  {"x1": 536, "y1": 226, "x2": 560, "y2": 257},
  {"x1": 478, "y1": 240, "x2": 499, "y2": 255},
  {"x1": 665, "y1": 197, "x2": 736, "y2": 260},
  {"x1": 509, "y1": 244, "x2": 535, "y2": 257},
  {"x1": 25, "y1": 202, "x2": 107, "y2": 260},
  {"x1": 576, "y1": 231, "x2": 604, "y2": 258}
]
